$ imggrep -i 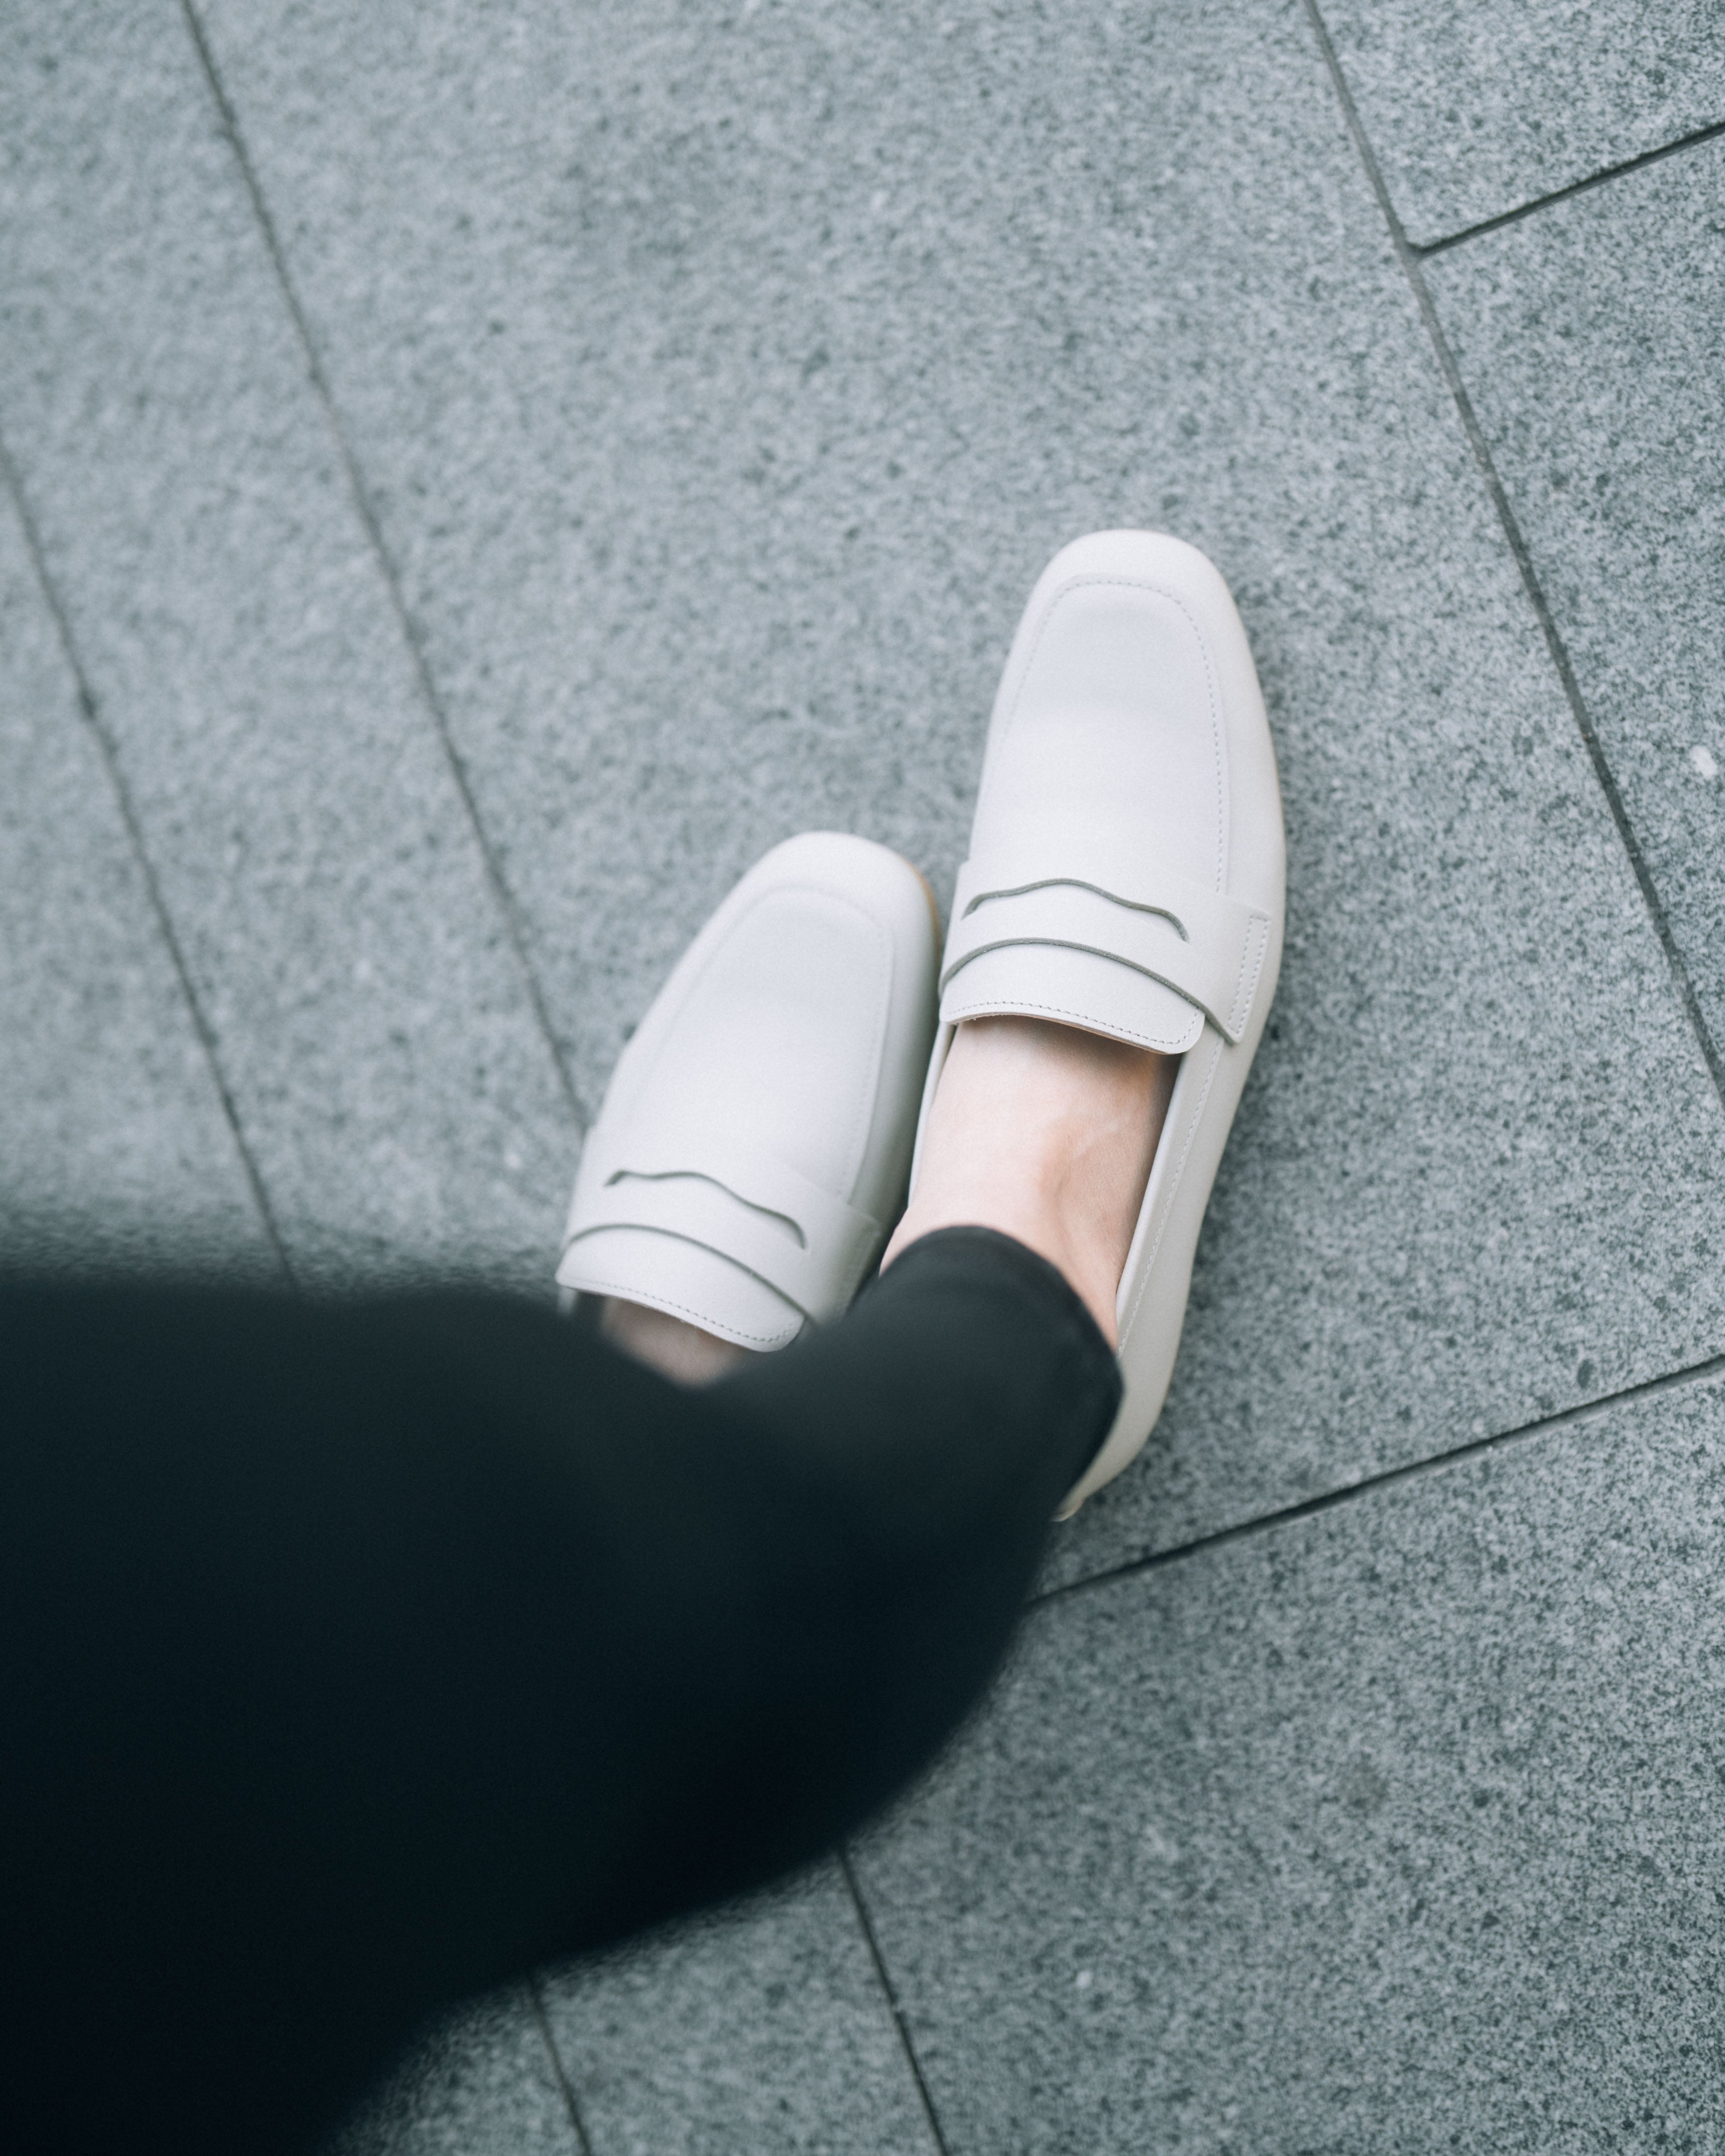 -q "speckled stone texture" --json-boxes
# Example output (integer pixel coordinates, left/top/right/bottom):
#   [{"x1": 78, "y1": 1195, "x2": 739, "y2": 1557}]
[
  {"x1": 0, "y1": 484, "x2": 270, "y2": 1276},
  {"x1": 327, "y1": 1987, "x2": 579, "y2": 2156},
  {"x1": 1426, "y1": 141, "x2": 1725, "y2": 1073},
  {"x1": 538, "y1": 1863, "x2": 938, "y2": 2156},
  {"x1": 856, "y1": 1372, "x2": 1725, "y2": 2153},
  {"x1": 0, "y1": 0, "x2": 576, "y2": 1288},
  {"x1": 198, "y1": 0, "x2": 1725, "y2": 1581},
  {"x1": 1319, "y1": 0, "x2": 1725, "y2": 243}
]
